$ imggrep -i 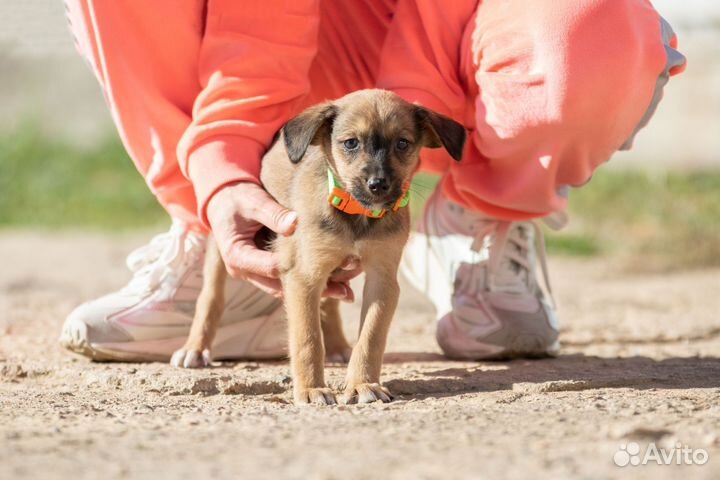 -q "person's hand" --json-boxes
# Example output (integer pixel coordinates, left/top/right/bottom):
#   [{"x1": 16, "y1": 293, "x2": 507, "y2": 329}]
[{"x1": 206, "y1": 182, "x2": 360, "y2": 301}]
